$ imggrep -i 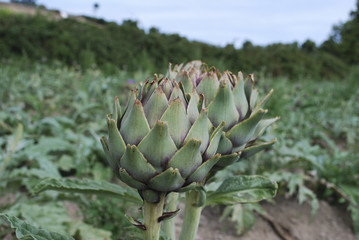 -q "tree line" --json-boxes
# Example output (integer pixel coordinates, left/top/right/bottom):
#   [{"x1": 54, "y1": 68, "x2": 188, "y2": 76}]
[{"x1": 0, "y1": 2, "x2": 358, "y2": 79}]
